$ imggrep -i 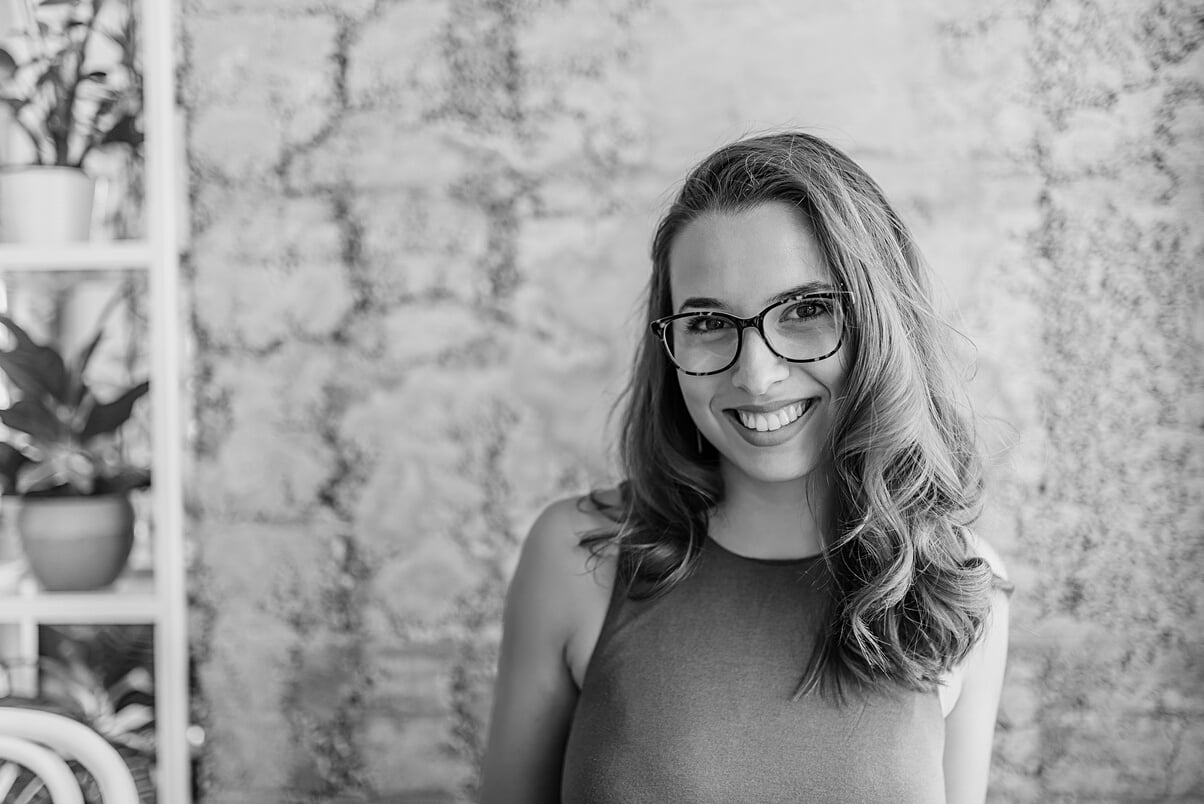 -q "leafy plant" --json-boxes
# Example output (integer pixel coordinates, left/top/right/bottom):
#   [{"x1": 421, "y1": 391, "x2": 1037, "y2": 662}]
[
  {"x1": 0, "y1": 624, "x2": 157, "y2": 803},
  {"x1": 0, "y1": 310, "x2": 149, "y2": 496},
  {"x1": 35, "y1": 625, "x2": 156, "y2": 757},
  {"x1": 0, "y1": 0, "x2": 141, "y2": 167}
]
